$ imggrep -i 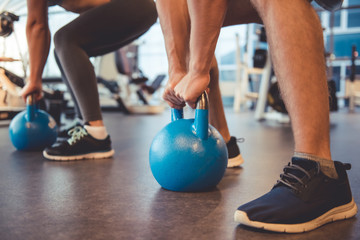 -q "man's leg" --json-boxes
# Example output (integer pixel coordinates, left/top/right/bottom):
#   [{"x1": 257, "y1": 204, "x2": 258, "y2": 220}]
[
  {"x1": 208, "y1": 56, "x2": 245, "y2": 167},
  {"x1": 208, "y1": 57, "x2": 230, "y2": 142},
  {"x1": 234, "y1": 0, "x2": 357, "y2": 232},
  {"x1": 252, "y1": 0, "x2": 331, "y2": 160},
  {"x1": 210, "y1": 0, "x2": 261, "y2": 137}
]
